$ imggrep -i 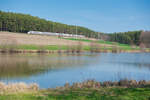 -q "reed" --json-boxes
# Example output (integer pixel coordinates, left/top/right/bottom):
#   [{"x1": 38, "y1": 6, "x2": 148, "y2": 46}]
[
  {"x1": 1, "y1": 79, "x2": 150, "y2": 94},
  {"x1": 111, "y1": 43, "x2": 119, "y2": 53},
  {"x1": 37, "y1": 45, "x2": 47, "y2": 53},
  {"x1": 103, "y1": 45, "x2": 108, "y2": 53},
  {"x1": 90, "y1": 41, "x2": 101, "y2": 53},
  {"x1": 59, "y1": 79, "x2": 150, "y2": 89},
  {"x1": 0, "y1": 82, "x2": 39, "y2": 94},
  {"x1": 57, "y1": 45, "x2": 62, "y2": 53},
  {"x1": 76, "y1": 41, "x2": 83, "y2": 53},
  {"x1": 0, "y1": 39, "x2": 18, "y2": 53}
]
